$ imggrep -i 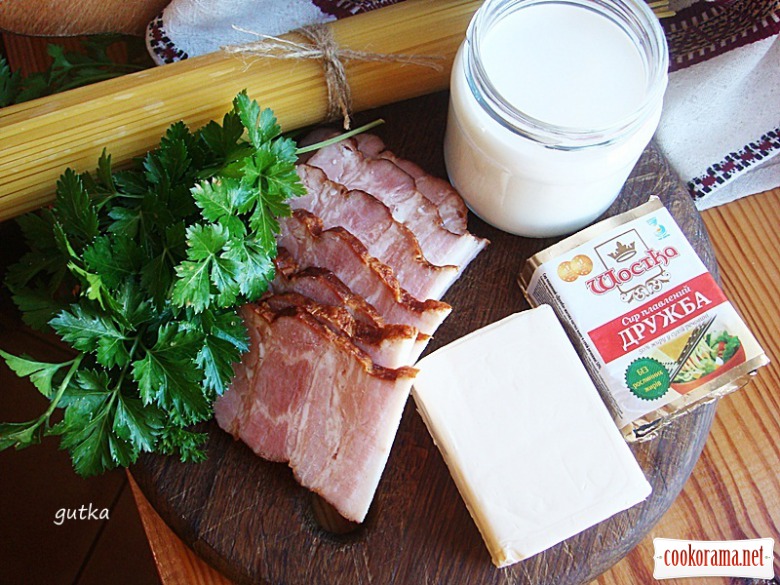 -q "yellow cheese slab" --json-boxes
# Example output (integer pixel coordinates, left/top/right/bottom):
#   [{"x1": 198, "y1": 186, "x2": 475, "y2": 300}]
[{"x1": 412, "y1": 305, "x2": 651, "y2": 567}]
